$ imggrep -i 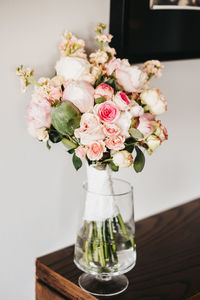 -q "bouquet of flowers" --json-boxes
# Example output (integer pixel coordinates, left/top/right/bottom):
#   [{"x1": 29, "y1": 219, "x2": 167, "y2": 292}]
[{"x1": 16, "y1": 23, "x2": 168, "y2": 271}]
